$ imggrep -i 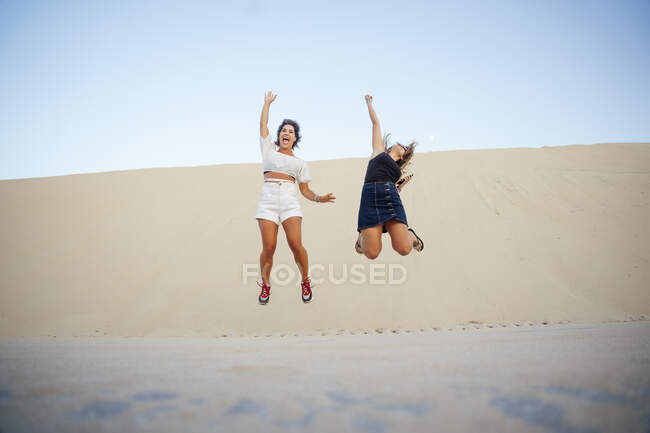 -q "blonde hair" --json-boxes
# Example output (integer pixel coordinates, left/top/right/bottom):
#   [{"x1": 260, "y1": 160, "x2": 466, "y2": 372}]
[{"x1": 384, "y1": 133, "x2": 417, "y2": 169}]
